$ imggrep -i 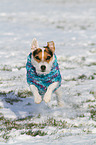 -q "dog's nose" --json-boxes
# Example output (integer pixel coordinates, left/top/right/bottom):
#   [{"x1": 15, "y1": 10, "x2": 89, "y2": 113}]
[{"x1": 41, "y1": 65, "x2": 46, "y2": 72}]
